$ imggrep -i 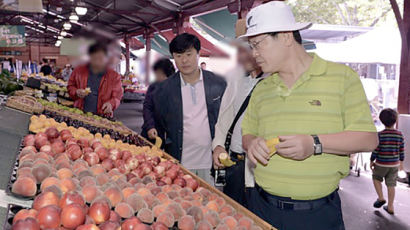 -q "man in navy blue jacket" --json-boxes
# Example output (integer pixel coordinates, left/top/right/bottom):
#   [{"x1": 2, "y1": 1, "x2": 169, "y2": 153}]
[
  {"x1": 155, "y1": 33, "x2": 226, "y2": 184},
  {"x1": 141, "y1": 58, "x2": 175, "y2": 141}
]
